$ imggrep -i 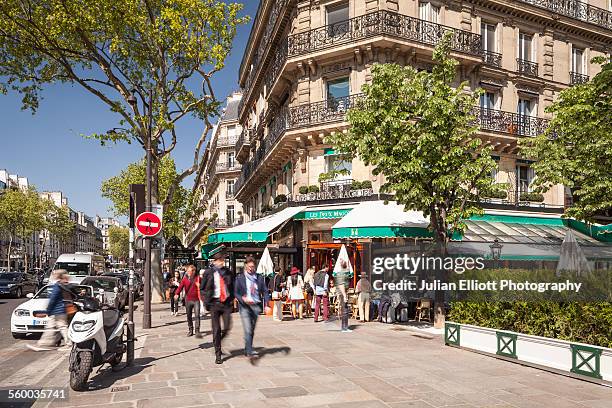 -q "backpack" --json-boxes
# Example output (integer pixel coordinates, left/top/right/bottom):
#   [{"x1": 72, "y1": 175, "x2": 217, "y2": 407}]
[{"x1": 313, "y1": 271, "x2": 326, "y2": 288}]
